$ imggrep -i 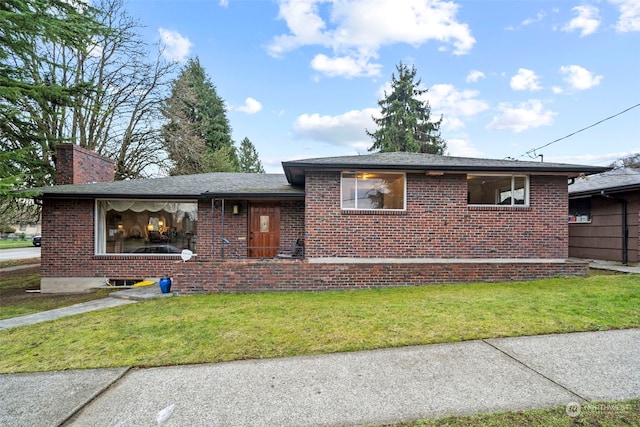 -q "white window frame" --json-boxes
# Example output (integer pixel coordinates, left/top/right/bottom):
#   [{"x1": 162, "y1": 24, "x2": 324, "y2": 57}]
[
  {"x1": 340, "y1": 171, "x2": 407, "y2": 211},
  {"x1": 95, "y1": 199, "x2": 198, "y2": 255},
  {"x1": 467, "y1": 174, "x2": 530, "y2": 207}
]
